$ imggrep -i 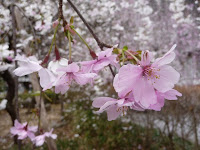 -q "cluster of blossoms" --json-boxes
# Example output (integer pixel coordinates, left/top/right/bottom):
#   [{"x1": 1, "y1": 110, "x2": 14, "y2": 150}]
[
  {"x1": 10, "y1": 18, "x2": 181, "y2": 146},
  {"x1": 13, "y1": 44, "x2": 181, "y2": 122},
  {"x1": 93, "y1": 44, "x2": 182, "y2": 120},
  {"x1": 10, "y1": 120, "x2": 57, "y2": 147},
  {"x1": 13, "y1": 46, "x2": 118, "y2": 94}
]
